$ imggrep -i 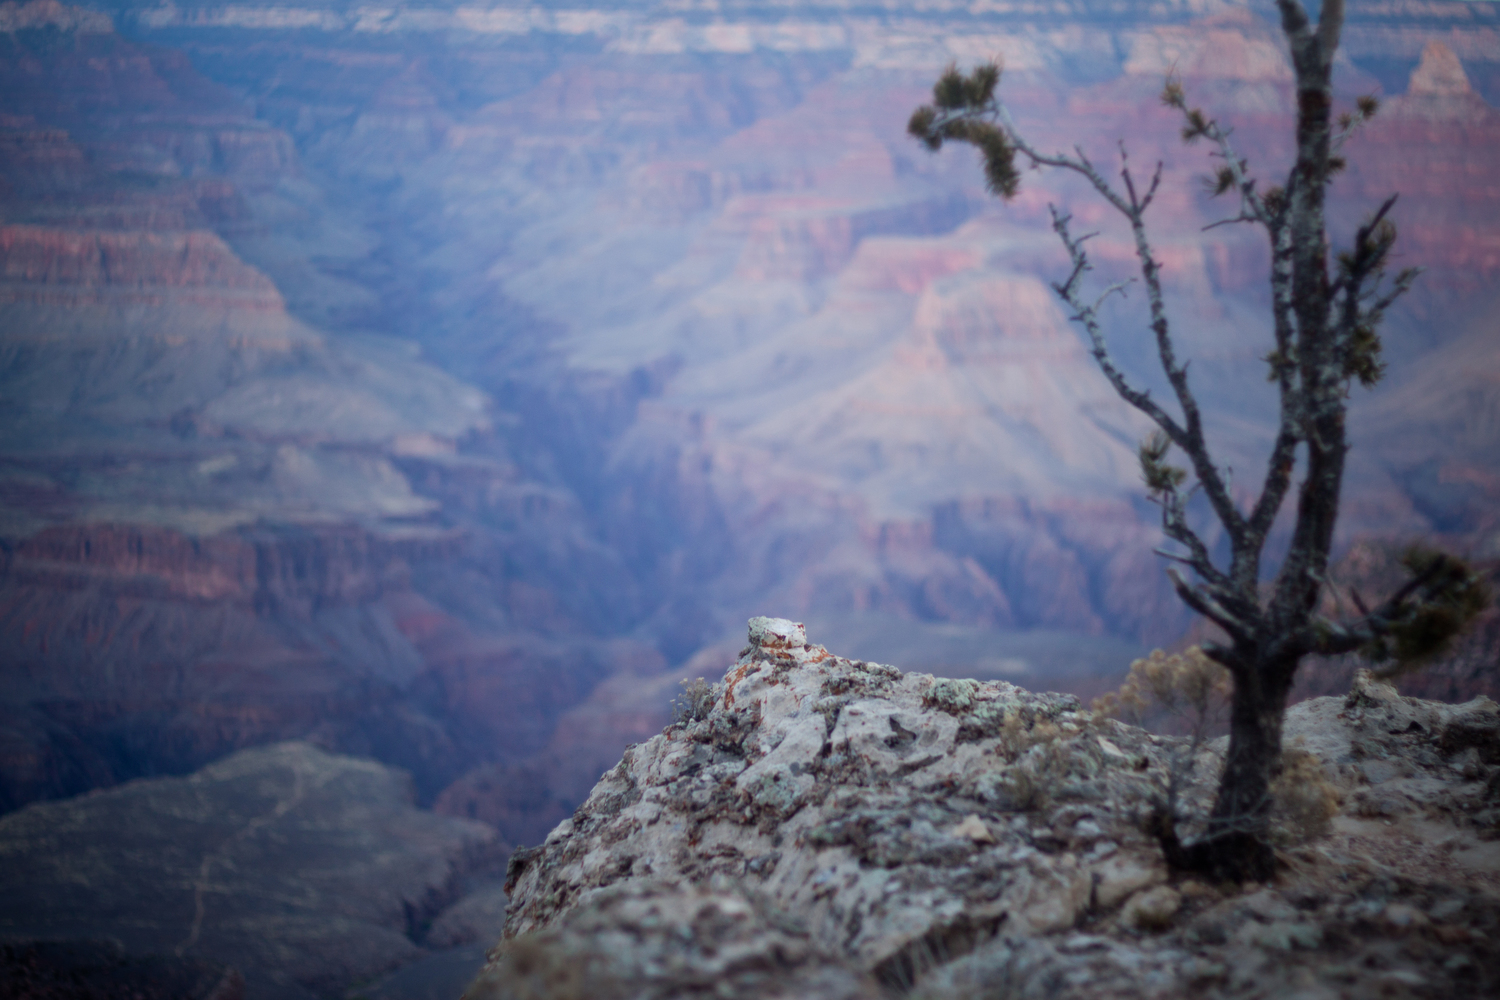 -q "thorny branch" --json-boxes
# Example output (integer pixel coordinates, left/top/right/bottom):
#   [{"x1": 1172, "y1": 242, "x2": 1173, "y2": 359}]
[{"x1": 996, "y1": 100, "x2": 1257, "y2": 629}]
